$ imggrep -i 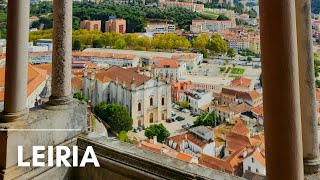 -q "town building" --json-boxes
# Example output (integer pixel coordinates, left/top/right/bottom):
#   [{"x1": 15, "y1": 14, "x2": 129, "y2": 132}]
[
  {"x1": 72, "y1": 51, "x2": 139, "y2": 67},
  {"x1": 171, "y1": 81, "x2": 194, "y2": 103},
  {"x1": 190, "y1": 20, "x2": 236, "y2": 33},
  {"x1": 230, "y1": 77, "x2": 254, "y2": 92},
  {"x1": 153, "y1": 59, "x2": 187, "y2": 82},
  {"x1": 242, "y1": 149, "x2": 266, "y2": 175},
  {"x1": 145, "y1": 23, "x2": 176, "y2": 34},
  {"x1": 105, "y1": 19, "x2": 126, "y2": 34},
  {"x1": 36, "y1": 39, "x2": 53, "y2": 51},
  {"x1": 0, "y1": 64, "x2": 47, "y2": 111},
  {"x1": 166, "y1": 126, "x2": 216, "y2": 157},
  {"x1": 80, "y1": 66, "x2": 172, "y2": 128},
  {"x1": 84, "y1": 48, "x2": 203, "y2": 70},
  {"x1": 180, "y1": 89, "x2": 213, "y2": 113},
  {"x1": 160, "y1": 2, "x2": 205, "y2": 12},
  {"x1": 80, "y1": 20, "x2": 102, "y2": 31}
]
